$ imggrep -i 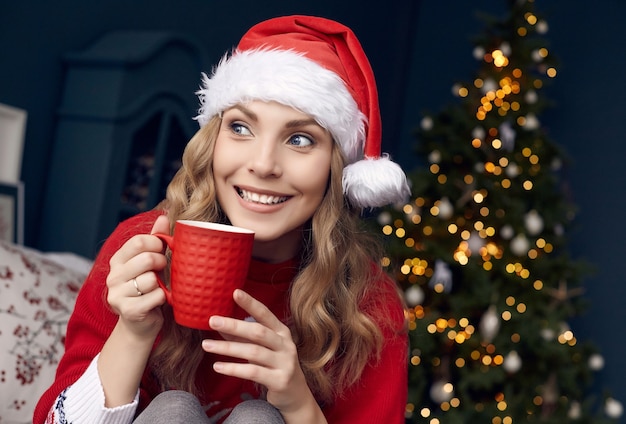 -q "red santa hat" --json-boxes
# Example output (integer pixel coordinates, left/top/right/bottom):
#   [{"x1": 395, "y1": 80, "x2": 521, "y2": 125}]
[{"x1": 195, "y1": 15, "x2": 410, "y2": 208}]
